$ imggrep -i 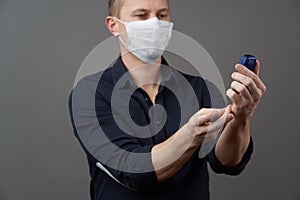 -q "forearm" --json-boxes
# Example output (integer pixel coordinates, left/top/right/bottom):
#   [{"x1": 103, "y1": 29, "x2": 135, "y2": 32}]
[
  {"x1": 215, "y1": 117, "x2": 251, "y2": 167},
  {"x1": 151, "y1": 107, "x2": 231, "y2": 182},
  {"x1": 218, "y1": 60, "x2": 266, "y2": 167},
  {"x1": 151, "y1": 124, "x2": 200, "y2": 183}
]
